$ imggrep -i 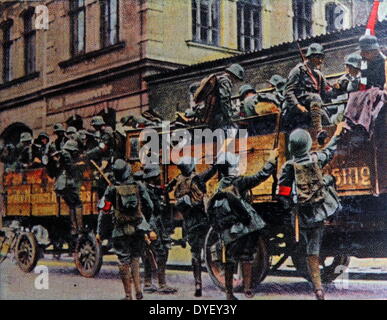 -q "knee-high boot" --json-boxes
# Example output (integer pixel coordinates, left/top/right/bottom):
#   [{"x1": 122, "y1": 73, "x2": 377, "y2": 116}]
[
  {"x1": 157, "y1": 257, "x2": 177, "y2": 294},
  {"x1": 118, "y1": 264, "x2": 133, "y2": 300},
  {"x1": 75, "y1": 206, "x2": 84, "y2": 233},
  {"x1": 192, "y1": 258, "x2": 202, "y2": 297},
  {"x1": 242, "y1": 262, "x2": 254, "y2": 298},
  {"x1": 143, "y1": 256, "x2": 157, "y2": 293},
  {"x1": 306, "y1": 255, "x2": 325, "y2": 300},
  {"x1": 131, "y1": 257, "x2": 143, "y2": 300},
  {"x1": 225, "y1": 263, "x2": 237, "y2": 300},
  {"x1": 311, "y1": 103, "x2": 328, "y2": 145}
]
